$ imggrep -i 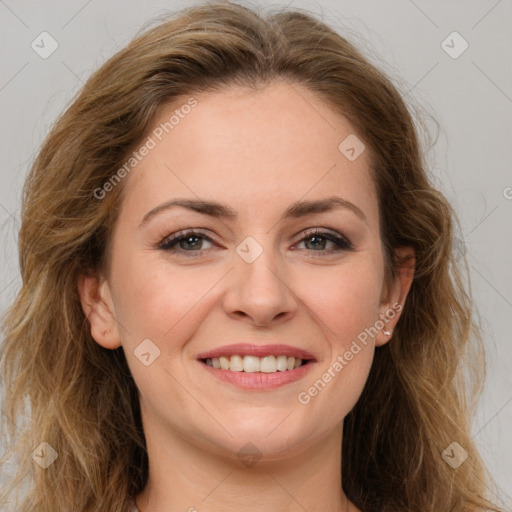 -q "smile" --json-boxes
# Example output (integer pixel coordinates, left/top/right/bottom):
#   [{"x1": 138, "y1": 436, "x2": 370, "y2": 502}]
[
  {"x1": 201, "y1": 355, "x2": 309, "y2": 373},
  {"x1": 197, "y1": 355, "x2": 317, "y2": 390}
]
